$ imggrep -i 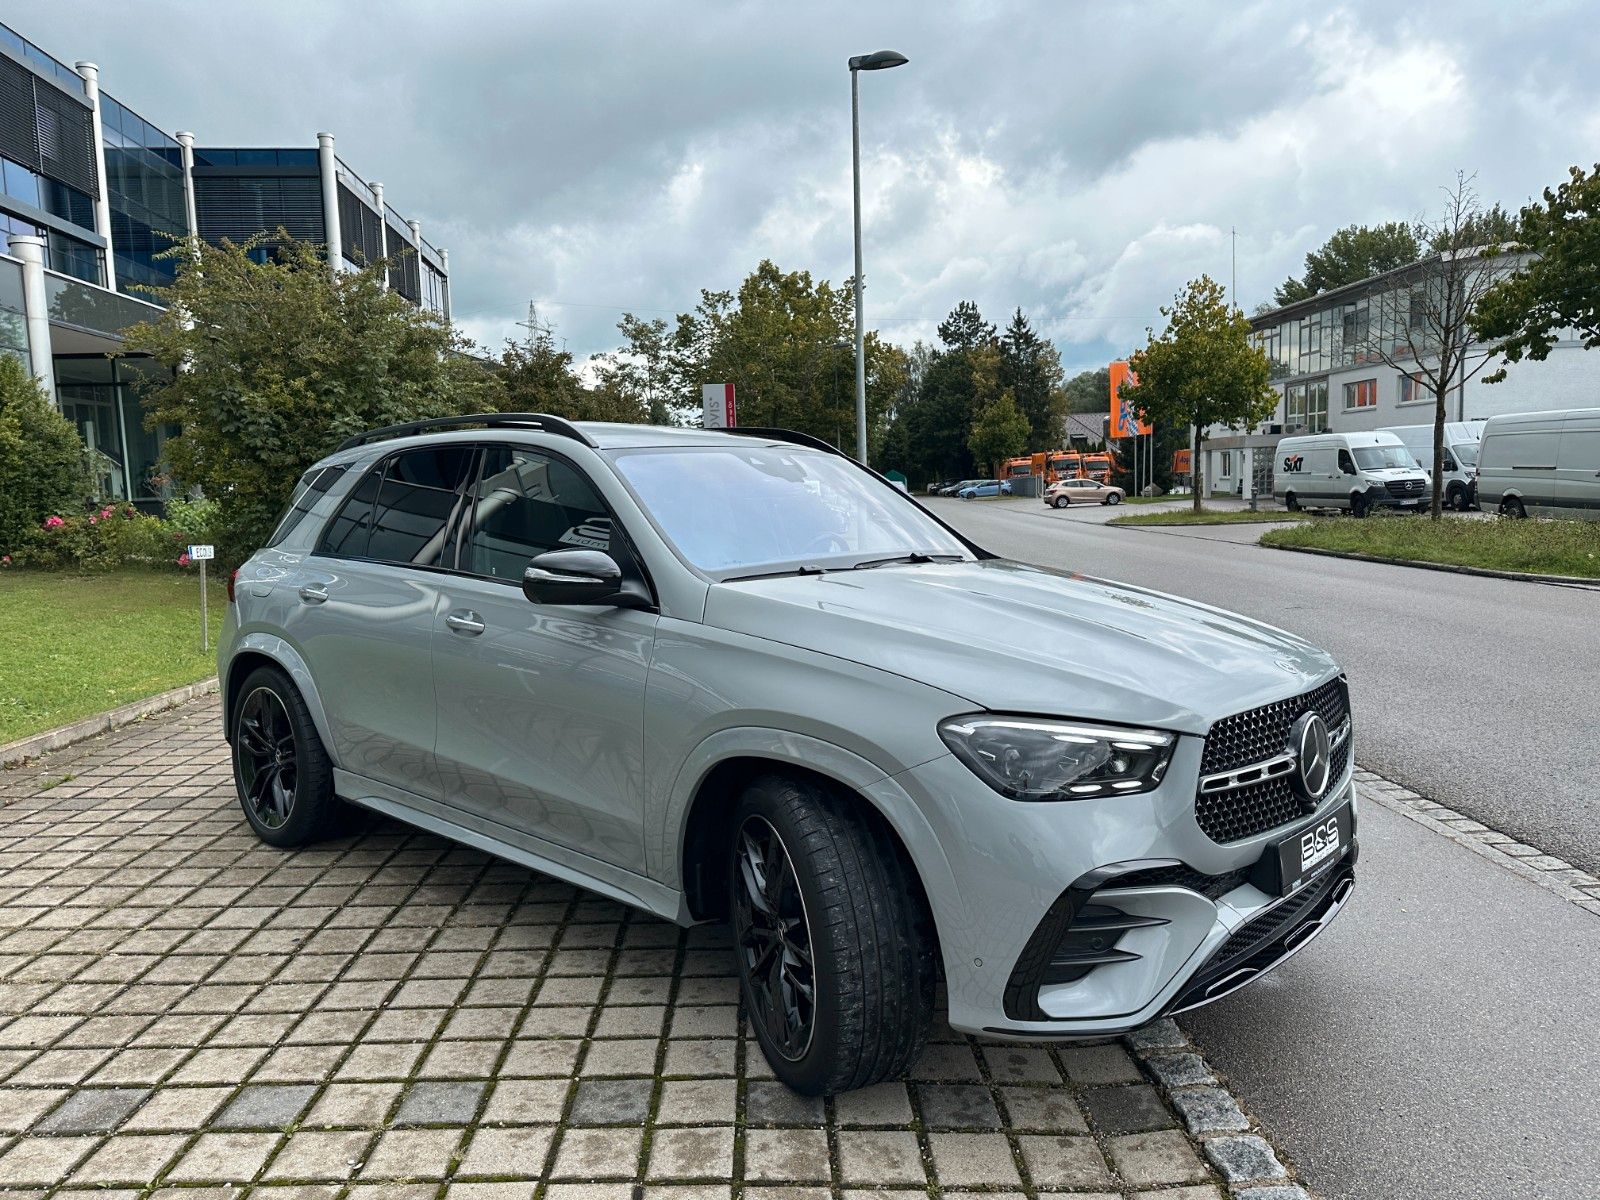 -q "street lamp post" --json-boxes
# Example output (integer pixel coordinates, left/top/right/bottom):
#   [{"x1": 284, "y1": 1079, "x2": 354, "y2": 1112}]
[{"x1": 849, "y1": 49, "x2": 908, "y2": 465}]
